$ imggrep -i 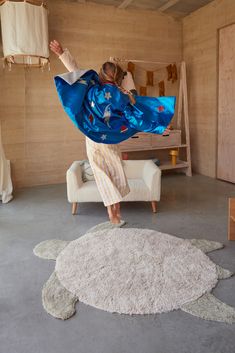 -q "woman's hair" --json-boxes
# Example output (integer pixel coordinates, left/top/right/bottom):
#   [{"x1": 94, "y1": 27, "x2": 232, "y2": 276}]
[{"x1": 99, "y1": 61, "x2": 124, "y2": 86}]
